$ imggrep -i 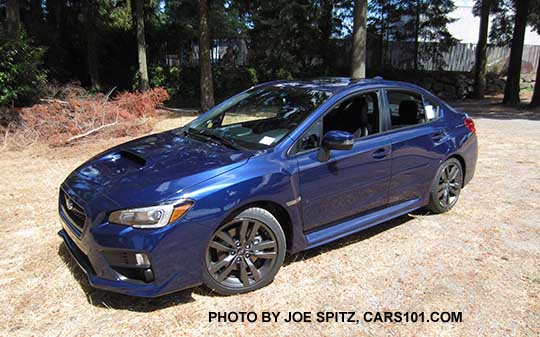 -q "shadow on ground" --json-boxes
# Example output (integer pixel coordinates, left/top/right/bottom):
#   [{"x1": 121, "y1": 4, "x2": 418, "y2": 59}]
[
  {"x1": 450, "y1": 96, "x2": 540, "y2": 121},
  {"x1": 283, "y1": 213, "x2": 416, "y2": 265},
  {"x1": 57, "y1": 212, "x2": 419, "y2": 312}
]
